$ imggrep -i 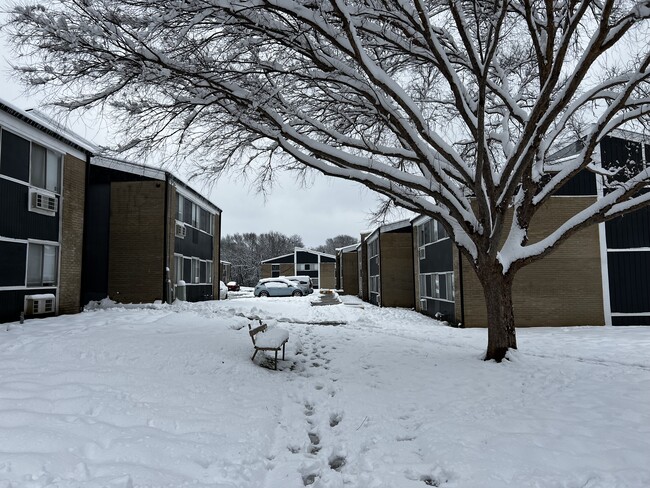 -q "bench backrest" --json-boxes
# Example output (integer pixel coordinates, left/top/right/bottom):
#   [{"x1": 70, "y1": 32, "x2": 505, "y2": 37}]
[{"x1": 248, "y1": 322, "x2": 267, "y2": 345}]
